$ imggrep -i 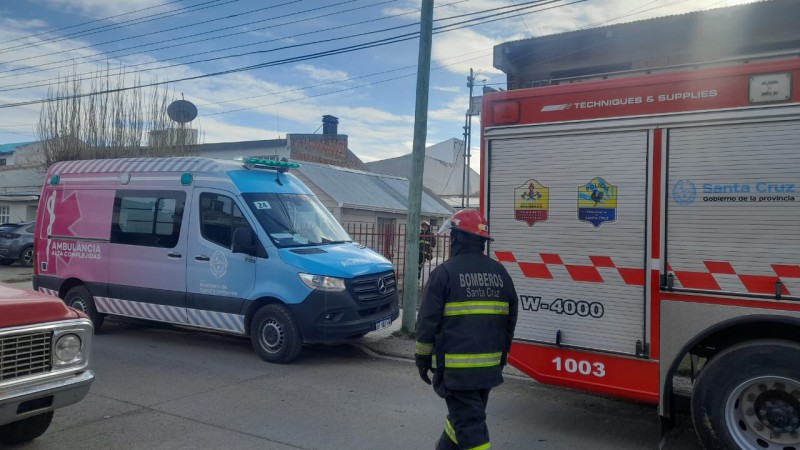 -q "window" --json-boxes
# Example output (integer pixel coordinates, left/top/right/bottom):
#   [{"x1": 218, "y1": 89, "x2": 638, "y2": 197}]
[
  {"x1": 199, "y1": 193, "x2": 250, "y2": 249},
  {"x1": 0, "y1": 206, "x2": 9, "y2": 224},
  {"x1": 0, "y1": 158, "x2": 6, "y2": 166},
  {"x1": 111, "y1": 190, "x2": 185, "y2": 248},
  {"x1": 242, "y1": 193, "x2": 351, "y2": 248}
]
